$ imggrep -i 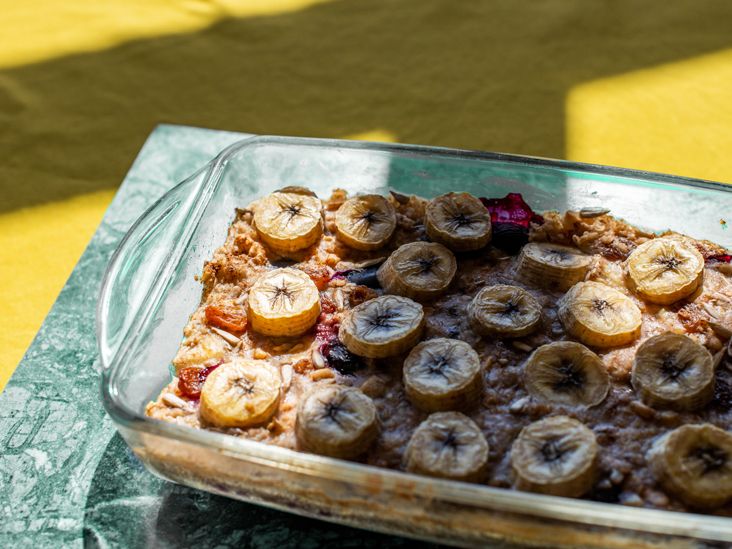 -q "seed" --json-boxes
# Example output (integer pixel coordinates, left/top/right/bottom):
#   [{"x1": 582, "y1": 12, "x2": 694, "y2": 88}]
[
  {"x1": 656, "y1": 410, "x2": 681, "y2": 427},
  {"x1": 210, "y1": 327, "x2": 240, "y2": 346},
  {"x1": 360, "y1": 375, "x2": 387, "y2": 398},
  {"x1": 281, "y1": 364, "x2": 293, "y2": 391},
  {"x1": 333, "y1": 289, "x2": 345, "y2": 310},
  {"x1": 579, "y1": 207, "x2": 610, "y2": 218},
  {"x1": 253, "y1": 348, "x2": 269, "y2": 360},
  {"x1": 162, "y1": 393, "x2": 190, "y2": 409},
  {"x1": 597, "y1": 479, "x2": 613, "y2": 490},
  {"x1": 511, "y1": 341, "x2": 533, "y2": 353},
  {"x1": 272, "y1": 342, "x2": 295, "y2": 353},
  {"x1": 629, "y1": 400, "x2": 655, "y2": 420},
  {"x1": 710, "y1": 321, "x2": 732, "y2": 340},
  {"x1": 509, "y1": 396, "x2": 529, "y2": 414},
  {"x1": 311, "y1": 369, "x2": 335, "y2": 381},
  {"x1": 390, "y1": 190, "x2": 411, "y2": 204},
  {"x1": 609, "y1": 469, "x2": 624, "y2": 485},
  {"x1": 498, "y1": 358, "x2": 509, "y2": 366},
  {"x1": 622, "y1": 493, "x2": 644, "y2": 507},
  {"x1": 289, "y1": 342, "x2": 308, "y2": 353},
  {"x1": 311, "y1": 347, "x2": 326, "y2": 369}
]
